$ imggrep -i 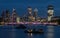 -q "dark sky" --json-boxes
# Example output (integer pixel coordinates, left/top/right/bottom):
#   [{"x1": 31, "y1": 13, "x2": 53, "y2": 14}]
[{"x1": 0, "y1": 0, "x2": 60, "y2": 17}]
